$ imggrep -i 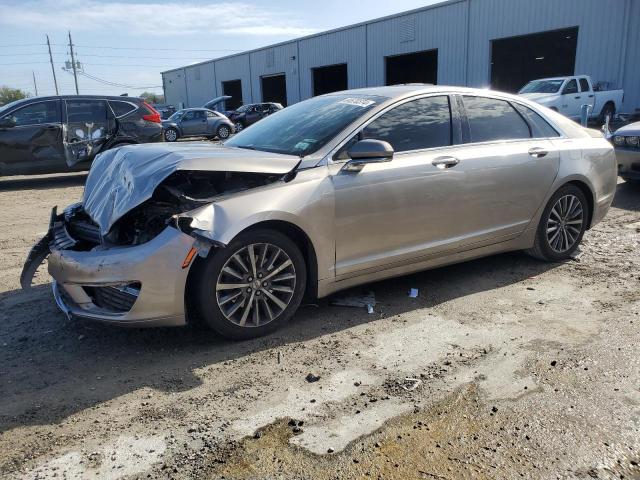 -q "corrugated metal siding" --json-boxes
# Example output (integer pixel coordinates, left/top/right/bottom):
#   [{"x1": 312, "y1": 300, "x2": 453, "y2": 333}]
[
  {"x1": 298, "y1": 26, "x2": 367, "y2": 100},
  {"x1": 163, "y1": 70, "x2": 188, "y2": 108},
  {"x1": 621, "y1": 0, "x2": 639, "y2": 111},
  {"x1": 249, "y1": 42, "x2": 300, "y2": 105},
  {"x1": 184, "y1": 61, "x2": 216, "y2": 108},
  {"x1": 467, "y1": 0, "x2": 628, "y2": 90},
  {"x1": 214, "y1": 54, "x2": 253, "y2": 106},
  {"x1": 163, "y1": 0, "x2": 639, "y2": 112},
  {"x1": 367, "y1": 0, "x2": 468, "y2": 86}
]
